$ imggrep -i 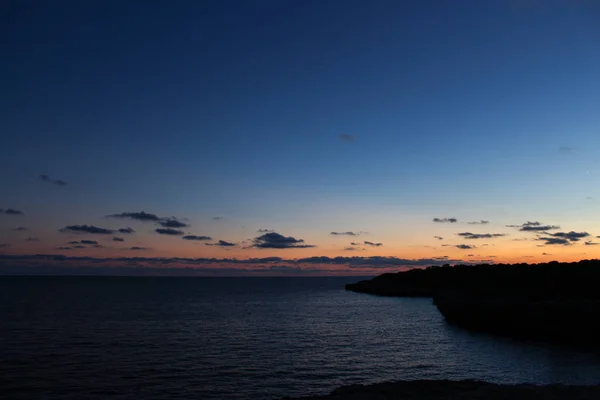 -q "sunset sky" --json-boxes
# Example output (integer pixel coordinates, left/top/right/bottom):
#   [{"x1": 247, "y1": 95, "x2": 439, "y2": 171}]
[{"x1": 2, "y1": 0, "x2": 600, "y2": 275}]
